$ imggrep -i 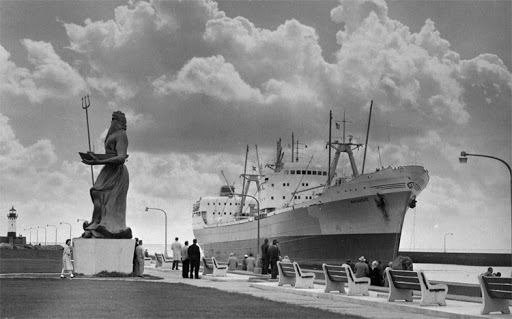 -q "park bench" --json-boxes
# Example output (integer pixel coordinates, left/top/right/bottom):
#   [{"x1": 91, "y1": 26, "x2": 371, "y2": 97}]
[
  {"x1": 386, "y1": 269, "x2": 448, "y2": 306},
  {"x1": 478, "y1": 274, "x2": 511, "y2": 315},
  {"x1": 144, "y1": 257, "x2": 152, "y2": 266},
  {"x1": 293, "y1": 261, "x2": 315, "y2": 289},
  {"x1": 154, "y1": 253, "x2": 172, "y2": 269},
  {"x1": 322, "y1": 263, "x2": 370, "y2": 295},
  {"x1": 277, "y1": 261, "x2": 296, "y2": 287},
  {"x1": 211, "y1": 256, "x2": 228, "y2": 277},
  {"x1": 202, "y1": 257, "x2": 214, "y2": 276}
]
